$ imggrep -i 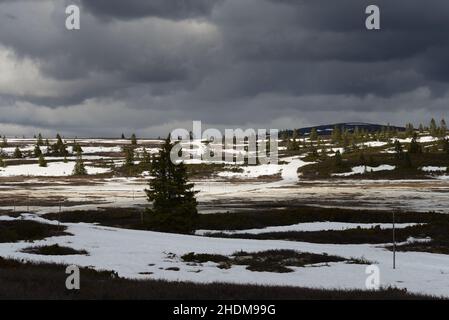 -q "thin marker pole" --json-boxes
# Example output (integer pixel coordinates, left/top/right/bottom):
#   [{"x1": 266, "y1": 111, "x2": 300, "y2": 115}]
[{"x1": 393, "y1": 210, "x2": 396, "y2": 269}]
